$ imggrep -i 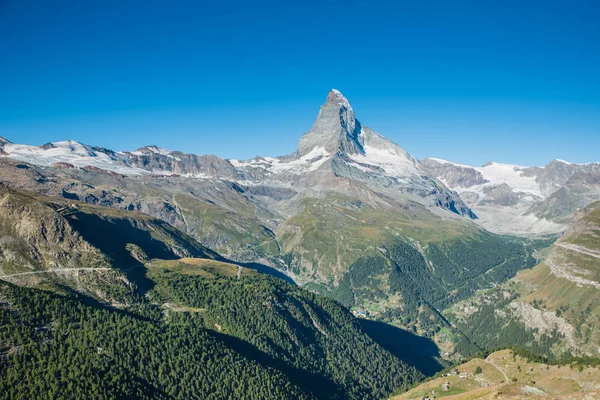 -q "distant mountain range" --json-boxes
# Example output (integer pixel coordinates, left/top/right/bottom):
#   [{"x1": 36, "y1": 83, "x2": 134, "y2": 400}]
[{"x1": 3, "y1": 90, "x2": 598, "y2": 239}]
